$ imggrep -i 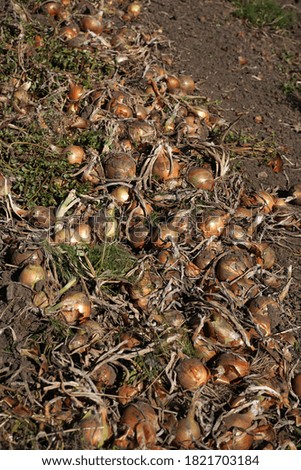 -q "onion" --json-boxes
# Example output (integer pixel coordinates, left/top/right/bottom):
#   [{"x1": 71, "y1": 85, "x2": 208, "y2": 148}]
[
  {"x1": 215, "y1": 353, "x2": 250, "y2": 383},
  {"x1": 151, "y1": 223, "x2": 179, "y2": 248},
  {"x1": 111, "y1": 103, "x2": 133, "y2": 119},
  {"x1": 224, "y1": 412, "x2": 254, "y2": 430},
  {"x1": 54, "y1": 224, "x2": 91, "y2": 245},
  {"x1": 194, "y1": 242, "x2": 222, "y2": 270},
  {"x1": 253, "y1": 190, "x2": 275, "y2": 213},
  {"x1": 27, "y1": 206, "x2": 55, "y2": 229},
  {"x1": 179, "y1": 75, "x2": 195, "y2": 94},
  {"x1": 69, "y1": 116, "x2": 89, "y2": 130},
  {"x1": 187, "y1": 166, "x2": 214, "y2": 190},
  {"x1": 135, "y1": 104, "x2": 148, "y2": 120},
  {"x1": 199, "y1": 210, "x2": 229, "y2": 238},
  {"x1": 59, "y1": 291, "x2": 91, "y2": 325},
  {"x1": 33, "y1": 291, "x2": 49, "y2": 308},
  {"x1": 157, "y1": 249, "x2": 178, "y2": 267},
  {"x1": 127, "y1": 2, "x2": 142, "y2": 18},
  {"x1": 128, "y1": 121, "x2": 156, "y2": 144},
  {"x1": 176, "y1": 358, "x2": 210, "y2": 391},
  {"x1": 119, "y1": 401, "x2": 158, "y2": 449},
  {"x1": 80, "y1": 409, "x2": 112, "y2": 449},
  {"x1": 60, "y1": 24, "x2": 80, "y2": 40},
  {"x1": 292, "y1": 373, "x2": 301, "y2": 397},
  {"x1": 118, "y1": 384, "x2": 140, "y2": 405},
  {"x1": 81, "y1": 16, "x2": 103, "y2": 35},
  {"x1": 166, "y1": 75, "x2": 180, "y2": 93},
  {"x1": 250, "y1": 242, "x2": 276, "y2": 269},
  {"x1": 219, "y1": 430, "x2": 254, "y2": 450},
  {"x1": 185, "y1": 261, "x2": 201, "y2": 278},
  {"x1": 19, "y1": 264, "x2": 45, "y2": 289},
  {"x1": 92, "y1": 364, "x2": 117, "y2": 389},
  {"x1": 192, "y1": 335, "x2": 216, "y2": 361},
  {"x1": 43, "y1": 2, "x2": 61, "y2": 17},
  {"x1": 152, "y1": 154, "x2": 180, "y2": 181},
  {"x1": 127, "y1": 221, "x2": 149, "y2": 249},
  {"x1": 128, "y1": 270, "x2": 156, "y2": 299},
  {"x1": 104, "y1": 153, "x2": 136, "y2": 180},
  {"x1": 174, "y1": 414, "x2": 202, "y2": 449},
  {"x1": 204, "y1": 312, "x2": 244, "y2": 348},
  {"x1": 68, "y1": 83, "x2": 84, "y2": 102},
  {"x1": 111, "y1": 186, "x2": 130, "y2": 205},
  {"x1": 216, "y1": 250, "x2": 252, "y2": 282},
  {"x1": 63, "y1": 145, "x2": 85, "y2": 165},
  {"x1": 11, "y1": 248, "x2": 43, "y2": 266}
]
